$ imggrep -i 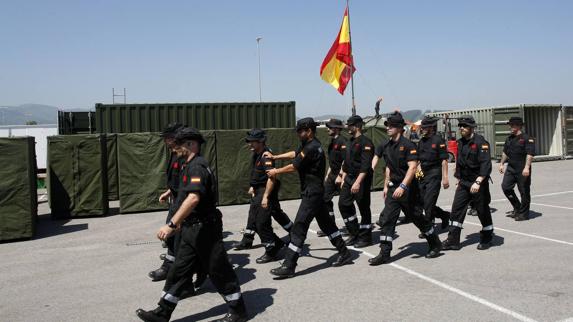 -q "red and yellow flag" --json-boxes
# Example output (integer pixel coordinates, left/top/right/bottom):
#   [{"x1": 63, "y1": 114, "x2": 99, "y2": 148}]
[{"x1": 320, "y1": 6, "x2": 355, "y2": 95}]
